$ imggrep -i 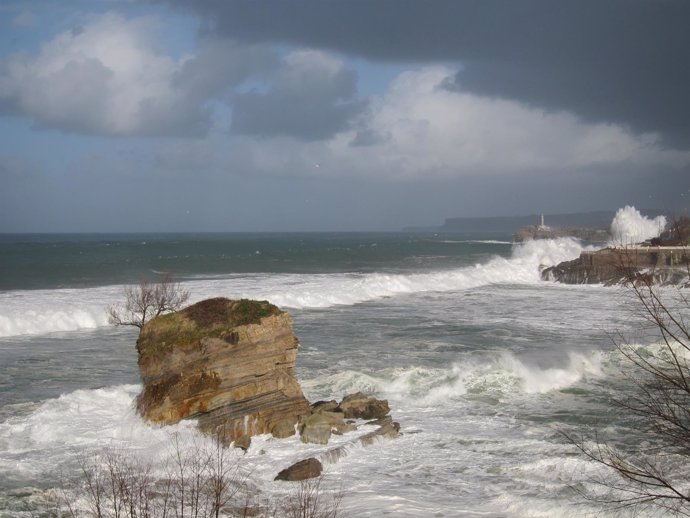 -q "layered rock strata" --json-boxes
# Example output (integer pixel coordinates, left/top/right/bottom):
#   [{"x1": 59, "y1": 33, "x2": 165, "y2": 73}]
[
  {"x1": 542, "y1": 247, "x2": 690, "y2": 285},
  {"x1": 136, "y1": 298, "x2": 310, "y2": 443}
]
